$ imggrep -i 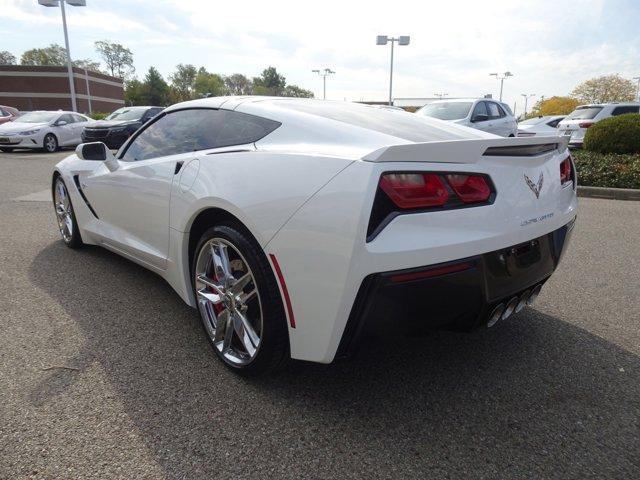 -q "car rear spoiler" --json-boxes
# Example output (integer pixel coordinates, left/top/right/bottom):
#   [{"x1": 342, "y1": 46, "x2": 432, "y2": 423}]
[{"x1": 362, "y1": 135, "x2": 569, "y2": 163}]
